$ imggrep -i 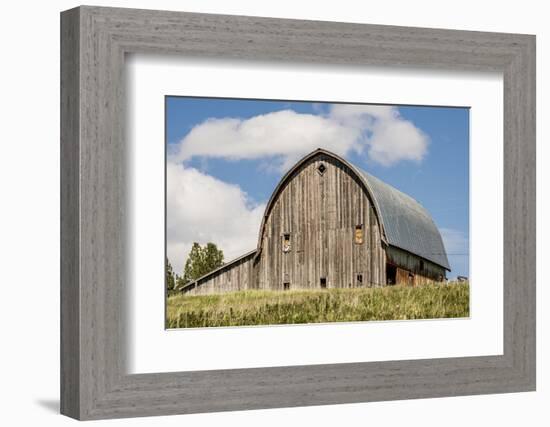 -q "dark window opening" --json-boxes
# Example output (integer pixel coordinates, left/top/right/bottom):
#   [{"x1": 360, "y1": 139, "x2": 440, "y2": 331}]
[
  {"x1": 419, "y1": 260, "x2": 425, "y2": 271},
  {"x1": 283, "y1": 233, "x2": 291, "y2": 253},
  {"x1": 357, "y1": 274, "x2": 363, "y2": 286},
  {"x1": 317, "y1": 163, "x2": 327, "y2": 175},
  {"x1": 354, "y1": 224, "x2": 364, "y2": 244},
  {"x1": 283, "y1": 282, "x2": 290, "y2": 290},
  {"x1": 386, "y1": 264, "x2": 397, "y2": 285},
  {"x1": 320, "y1": 277, "x2": 327, "y2": 289}
]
